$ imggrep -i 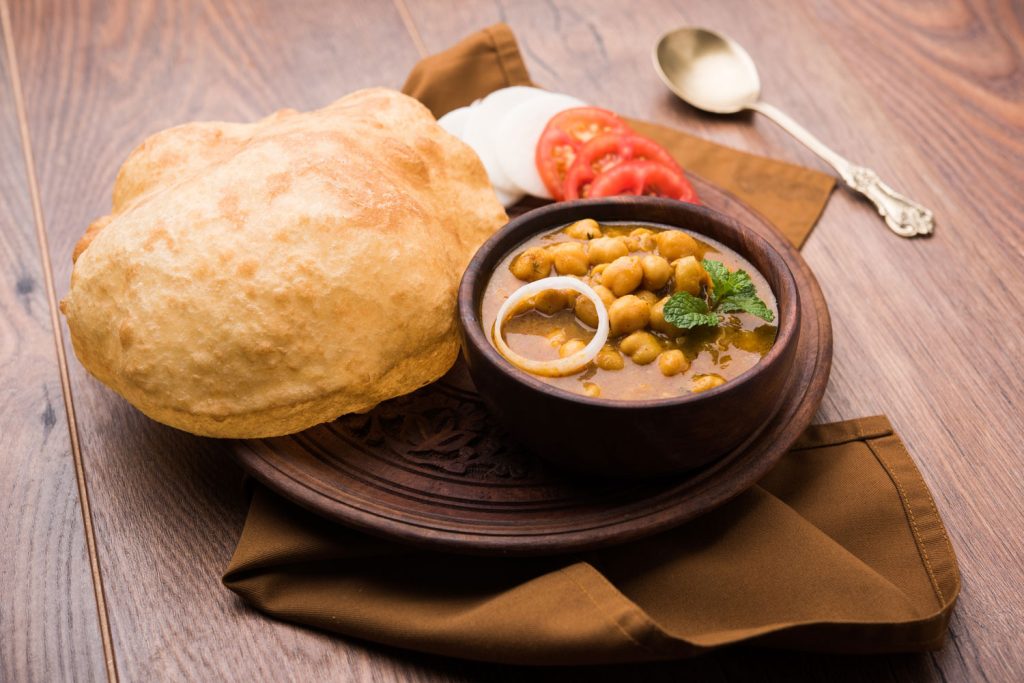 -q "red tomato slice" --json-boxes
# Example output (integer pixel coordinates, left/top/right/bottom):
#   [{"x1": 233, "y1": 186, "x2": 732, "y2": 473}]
[
  {"x1": 535, "y1": 127, "x2": 579, "y2": 201},
  {"x1": 563, "y1": 133, "x2": 682, "y2": 200},
  {"x1": 536, "y1": 107, "x2": 630, "y2": 200},
  {"x1": 546, "y1": 107, "x2": 629, "y2": 145},
  {"x1": 587, "y1": 159, "x2": 700, "y2": 203}
]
